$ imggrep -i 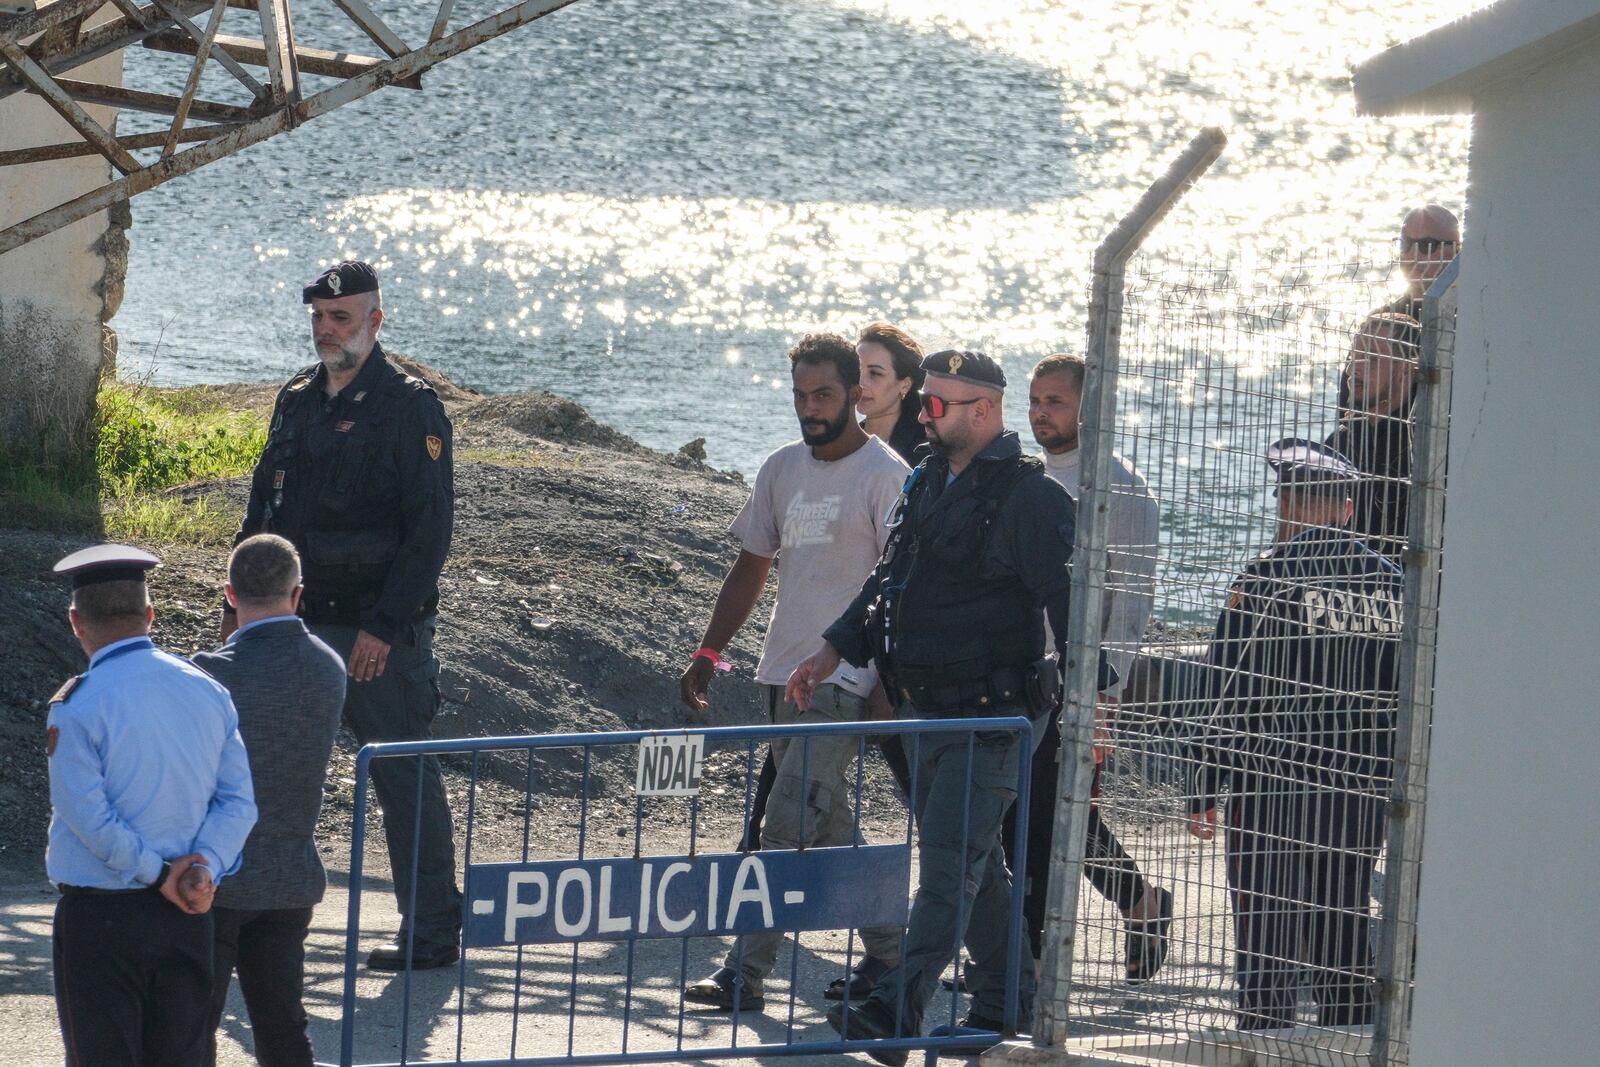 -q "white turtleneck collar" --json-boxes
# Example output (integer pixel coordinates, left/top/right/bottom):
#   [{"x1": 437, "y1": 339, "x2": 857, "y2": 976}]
[{"x1": 1041, "y1": 445, "x2": 1082, "y2": 499}]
